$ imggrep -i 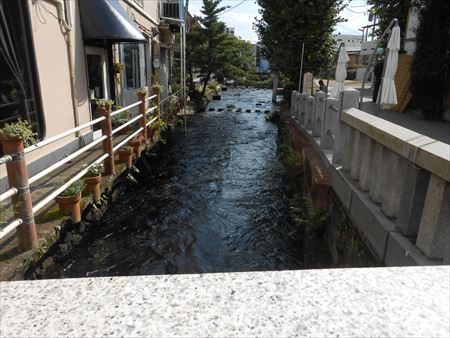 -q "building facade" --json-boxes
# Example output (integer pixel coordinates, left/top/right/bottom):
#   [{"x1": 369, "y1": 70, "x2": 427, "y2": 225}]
[{"x1": 0, "y1": 0, "x2": 179, "y2": 190}]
